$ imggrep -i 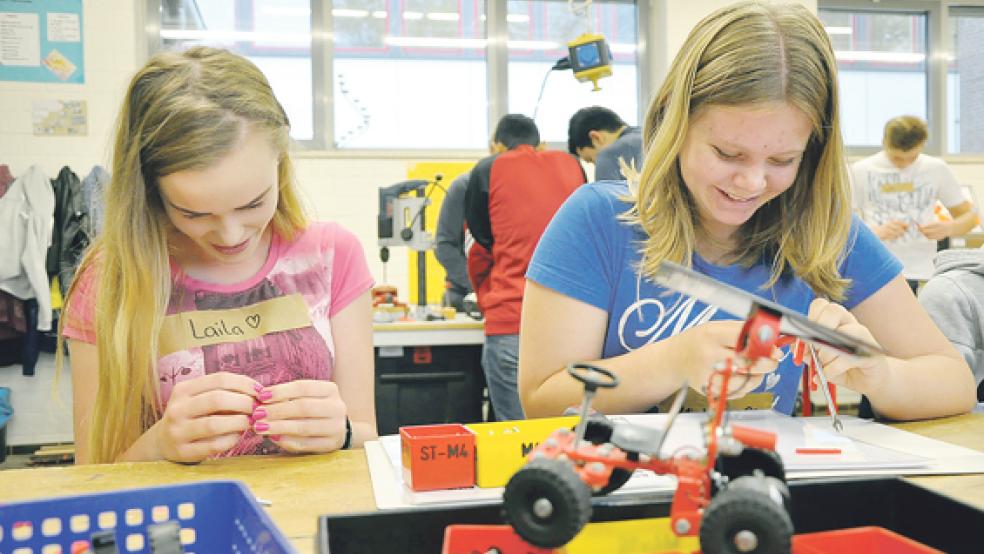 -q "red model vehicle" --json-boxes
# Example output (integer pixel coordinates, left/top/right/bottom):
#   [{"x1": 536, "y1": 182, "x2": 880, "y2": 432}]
[
  {"x1": 502, "y1": 263, "x2": 884, "y2": 553},
  {"x1": 502, "y1": 308, "x2": 794, "y2": 554}
]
